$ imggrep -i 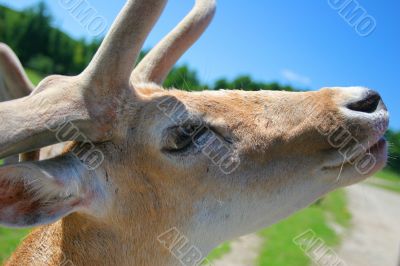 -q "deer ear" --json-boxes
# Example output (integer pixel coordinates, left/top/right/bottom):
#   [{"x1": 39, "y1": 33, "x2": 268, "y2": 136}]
[{"x1": 0, "y1": 155, "x2": 103, "y2": 228}]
